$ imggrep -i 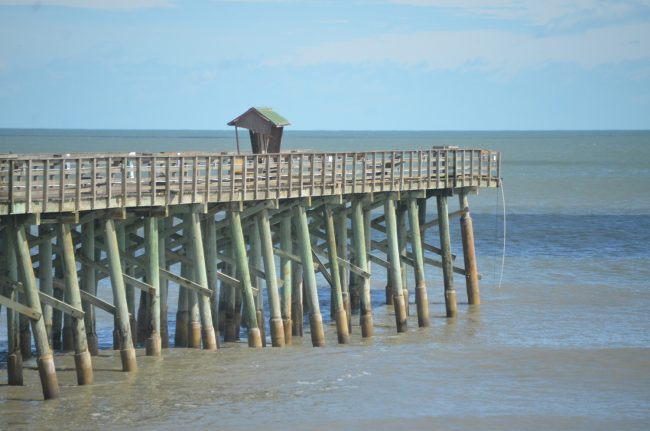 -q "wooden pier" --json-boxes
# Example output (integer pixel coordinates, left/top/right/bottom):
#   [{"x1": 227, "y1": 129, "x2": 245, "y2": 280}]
[{"x1": 0, "y1": 147, "x2": 500, "y2": 400}]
